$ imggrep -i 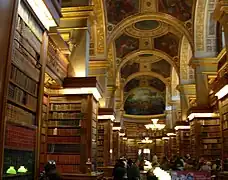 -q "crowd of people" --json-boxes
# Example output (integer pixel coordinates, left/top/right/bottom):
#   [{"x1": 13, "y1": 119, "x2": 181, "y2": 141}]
[{"x1": 112, "y1": 154, "x2": 222, "y2": 180}]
